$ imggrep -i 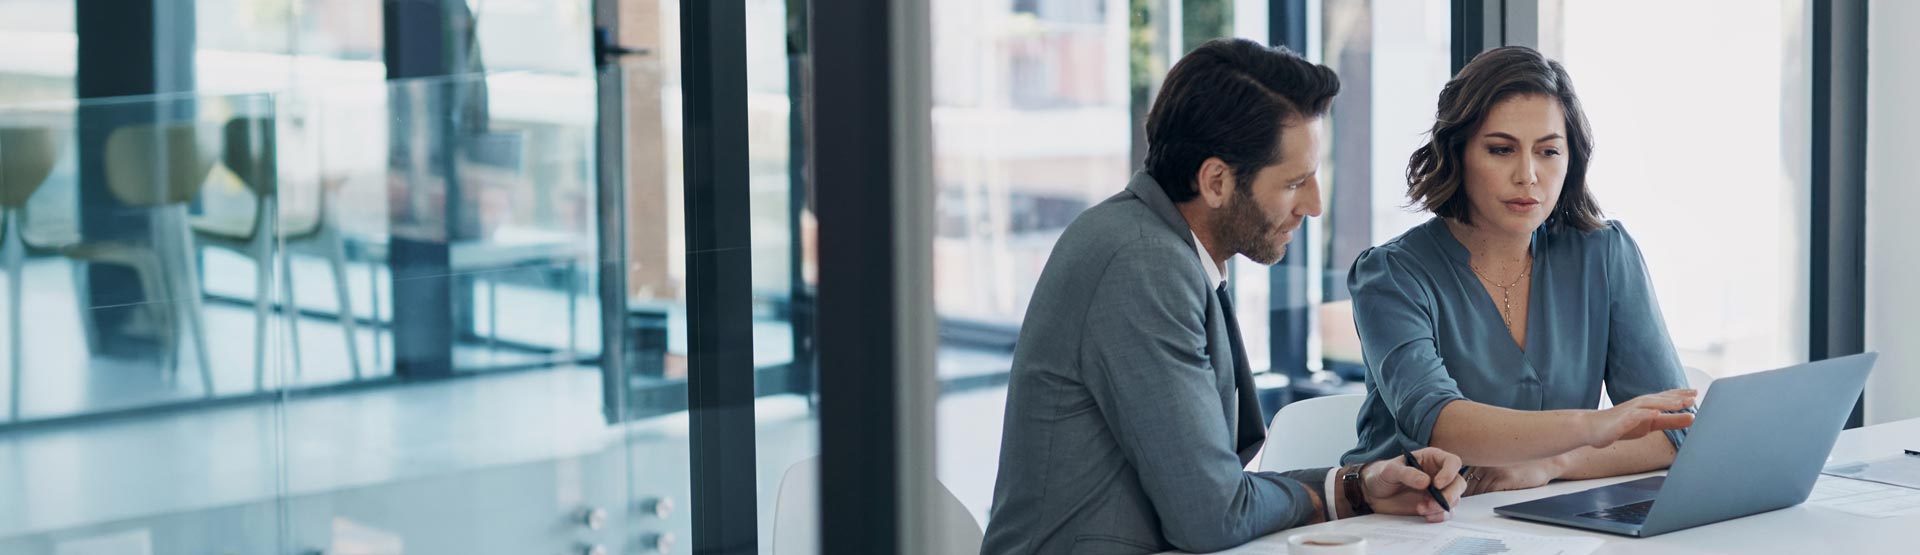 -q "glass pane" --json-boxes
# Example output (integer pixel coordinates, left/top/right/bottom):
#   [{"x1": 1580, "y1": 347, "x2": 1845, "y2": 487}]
[
  {"x1": 0, "y1": 91, "x2": 286, "y2": 552},
  {"x1": 0, "y1": 0, "x2": 76, "y2": 104},
  {"x1": 194, "y1": 0, "x2": 388, "y2": 95},
  {"x1": 741, "y1": 0, "x2": 823, "y2": 552},
  {"x1": 1316, "y1": 0, "x2": 1452, "y2": 383},
  {"x1": 610, "y1": 1, "x2": 698, "y2": 552},
  {"x1": 0, "y1": 1, "x2": 694, "y2": 552},
  {"x1": 1539, "y1": 0, "x2": 1810, "y2": 378},
  {"x1": 274, "y1": 64, "x2": 678, "y2": 554},
  {"x1": 931, "y1": 0, "x2": 1133, "y2": 533}
]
